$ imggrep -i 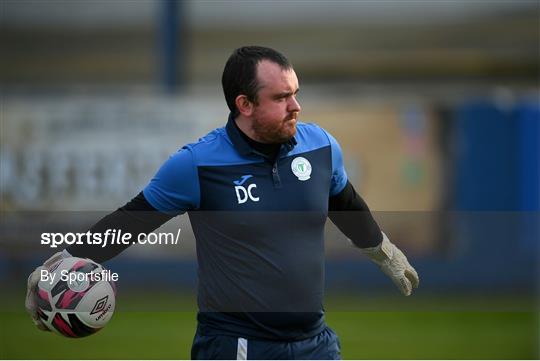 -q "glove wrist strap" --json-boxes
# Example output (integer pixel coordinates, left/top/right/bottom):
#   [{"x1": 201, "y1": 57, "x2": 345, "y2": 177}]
[{"x1": 360, "y1": 232, "x2": 394, "y2": 263}]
